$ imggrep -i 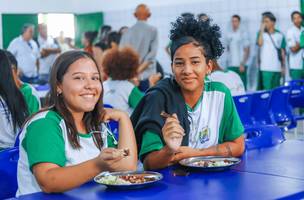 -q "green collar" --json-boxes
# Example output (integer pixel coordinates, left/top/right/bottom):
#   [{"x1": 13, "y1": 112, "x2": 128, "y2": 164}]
[
  {"x1": 78, "y1": 133, "x2": 92, "y2": 138},
  {"x1": 186, "y1": 93, "x2": 204, "y2": 112}
]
